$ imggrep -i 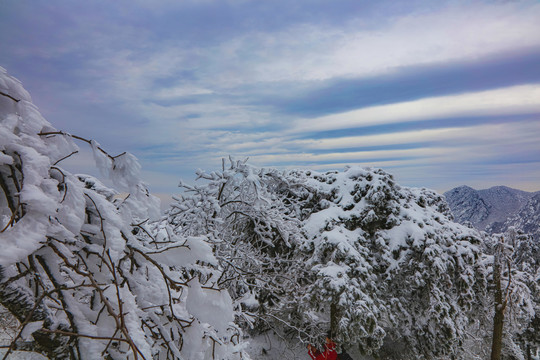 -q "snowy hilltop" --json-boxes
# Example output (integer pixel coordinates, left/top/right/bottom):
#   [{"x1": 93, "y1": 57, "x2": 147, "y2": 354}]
[{"x1": 1, "y1": 68, "x2": 538, "y2": 360}]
